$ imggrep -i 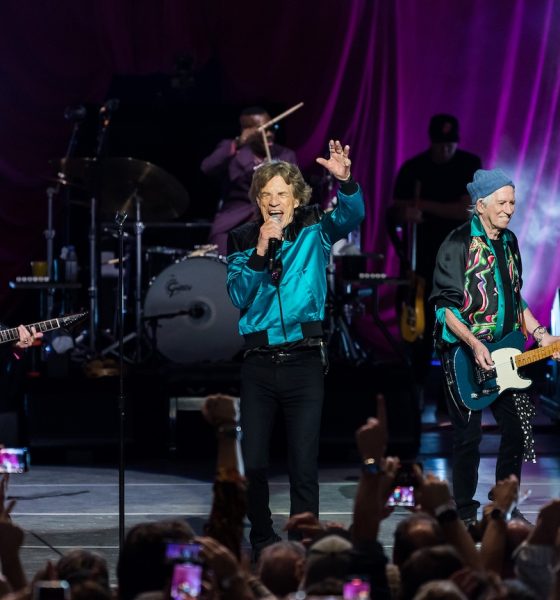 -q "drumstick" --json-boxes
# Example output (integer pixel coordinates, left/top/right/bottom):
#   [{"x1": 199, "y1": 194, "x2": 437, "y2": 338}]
[
  {"x1": 257, "y1": 102, "x2": 304, "y2": 132},
  {"x1": 261, "y1": 129, "x2": 272, "y2": 162}
]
